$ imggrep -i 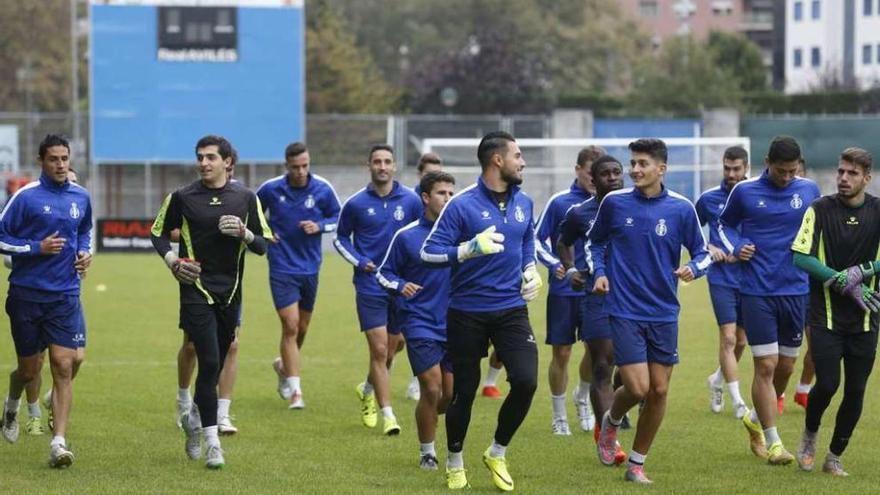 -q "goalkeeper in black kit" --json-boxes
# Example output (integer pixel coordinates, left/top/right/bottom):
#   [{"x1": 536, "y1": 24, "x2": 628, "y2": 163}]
[
  {"x1": 151, "y1": 135, "x2": 272, "y2": 469},
  {"x1": 790, "y1": 147, "x2": 880, "y2": 477}
]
